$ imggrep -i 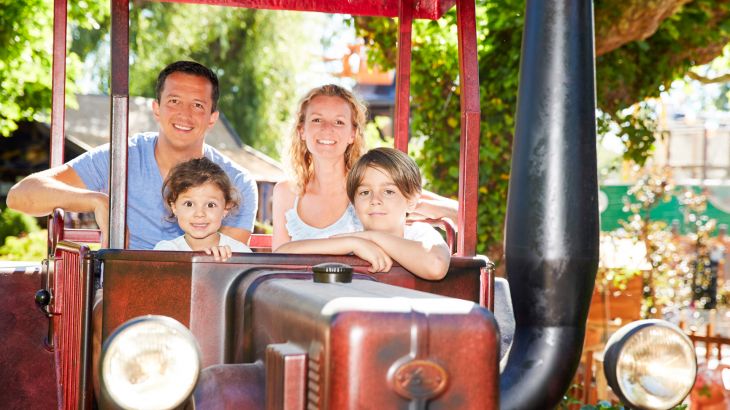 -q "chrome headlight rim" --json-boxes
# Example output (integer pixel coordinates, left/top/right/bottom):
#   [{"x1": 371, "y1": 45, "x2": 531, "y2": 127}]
[
  {"x1": 603, "y1": 319, "x2": 697, "y2": 410},
  {"x1": 100, "y1": 315, "x2": 201, "y2": 410}
]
